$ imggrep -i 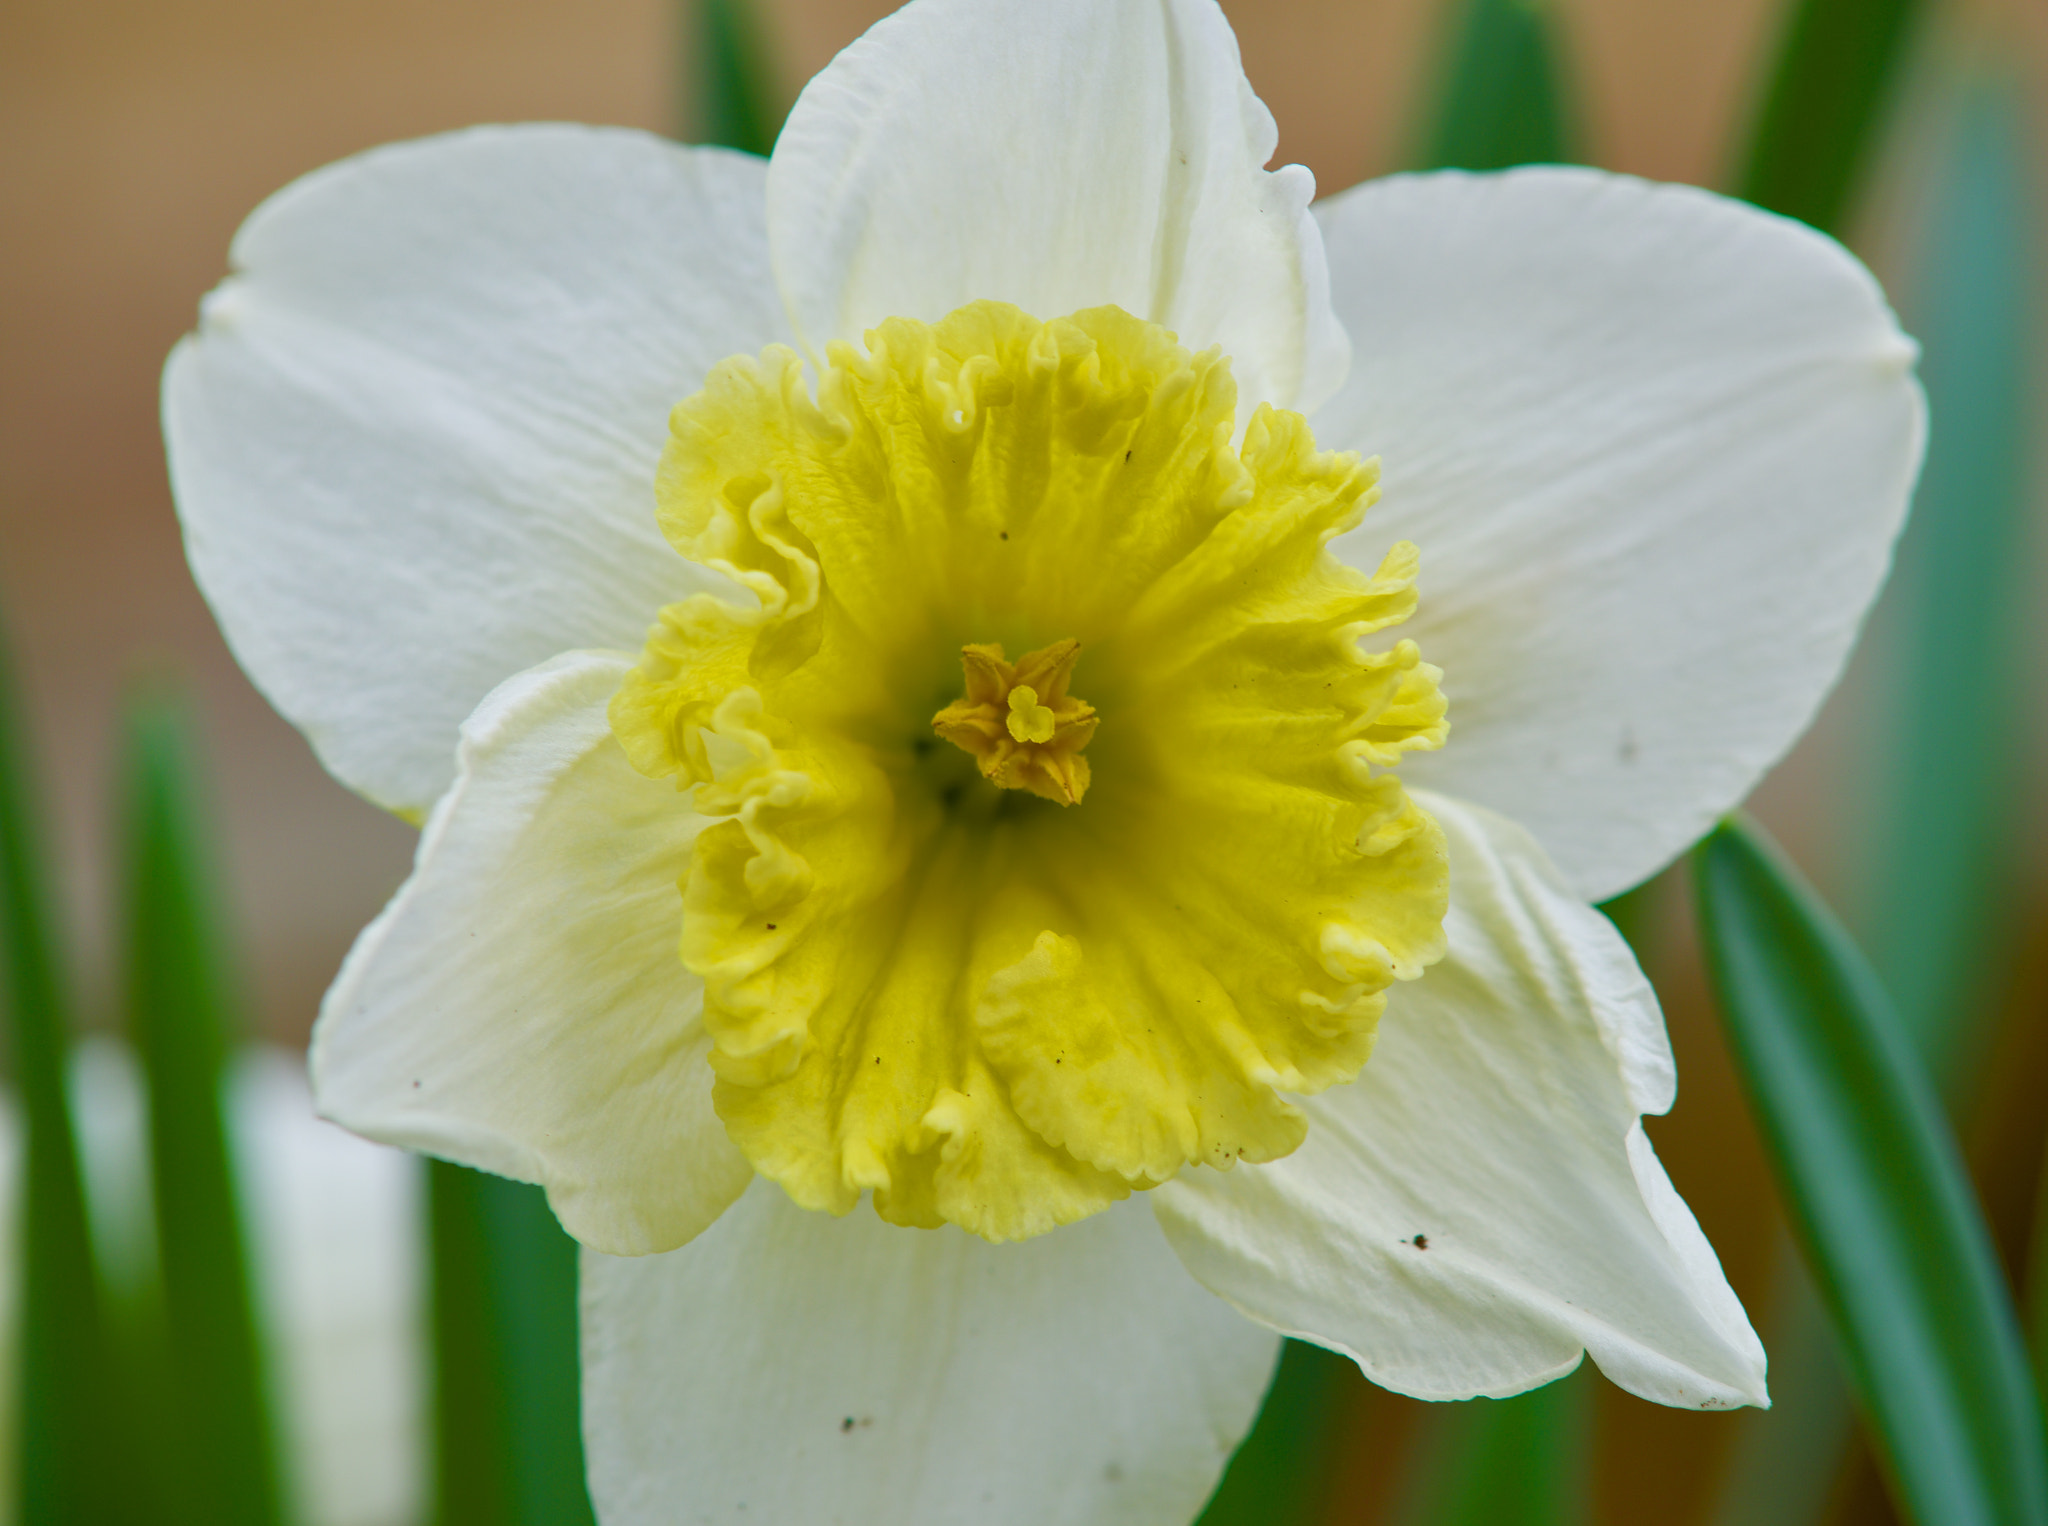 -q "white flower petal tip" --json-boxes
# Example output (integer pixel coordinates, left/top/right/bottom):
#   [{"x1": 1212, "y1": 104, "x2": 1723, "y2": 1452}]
[
  {"x1": 164, "y1": 125, "x2": 792, "y2": 818},
  {"x1": 1313, "y1": 165, "x2": 1926, "y2": 901},
  {"x1": 765, "y1": 0, "x2": 1348, "y2": 415},
  {"x1": 581, "y1": 1183, "x2": 1278, "y2": 1526},
  {"x1": 311, "y1": 650, "x2": 750, "y2": 1258},
  {"x1": 1154, "y1": 791, "x2": 1768, "y2": 1411}
]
